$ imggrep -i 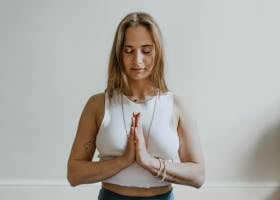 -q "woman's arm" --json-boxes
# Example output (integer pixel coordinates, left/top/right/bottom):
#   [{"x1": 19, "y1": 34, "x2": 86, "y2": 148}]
[
  {"x1": 67, "y1": 93, "x2": 135, "y2": 186},
  {"x1": 135, "y1": 95, "x2": 205, "y2": 188}
]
